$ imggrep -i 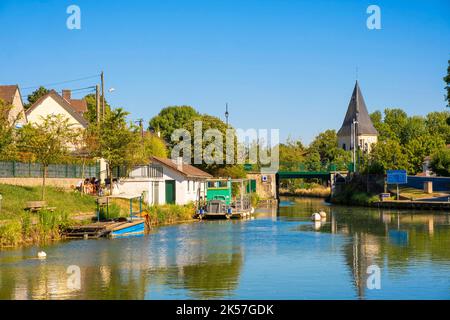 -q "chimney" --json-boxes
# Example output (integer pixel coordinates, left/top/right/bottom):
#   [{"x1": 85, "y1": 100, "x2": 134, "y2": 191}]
[
  {"x1": 176, "y1": 157, "x2": 183, "y2": 171},
  {"x1": 62, "y1": 90, "x2": 71, "y2": 101}
]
